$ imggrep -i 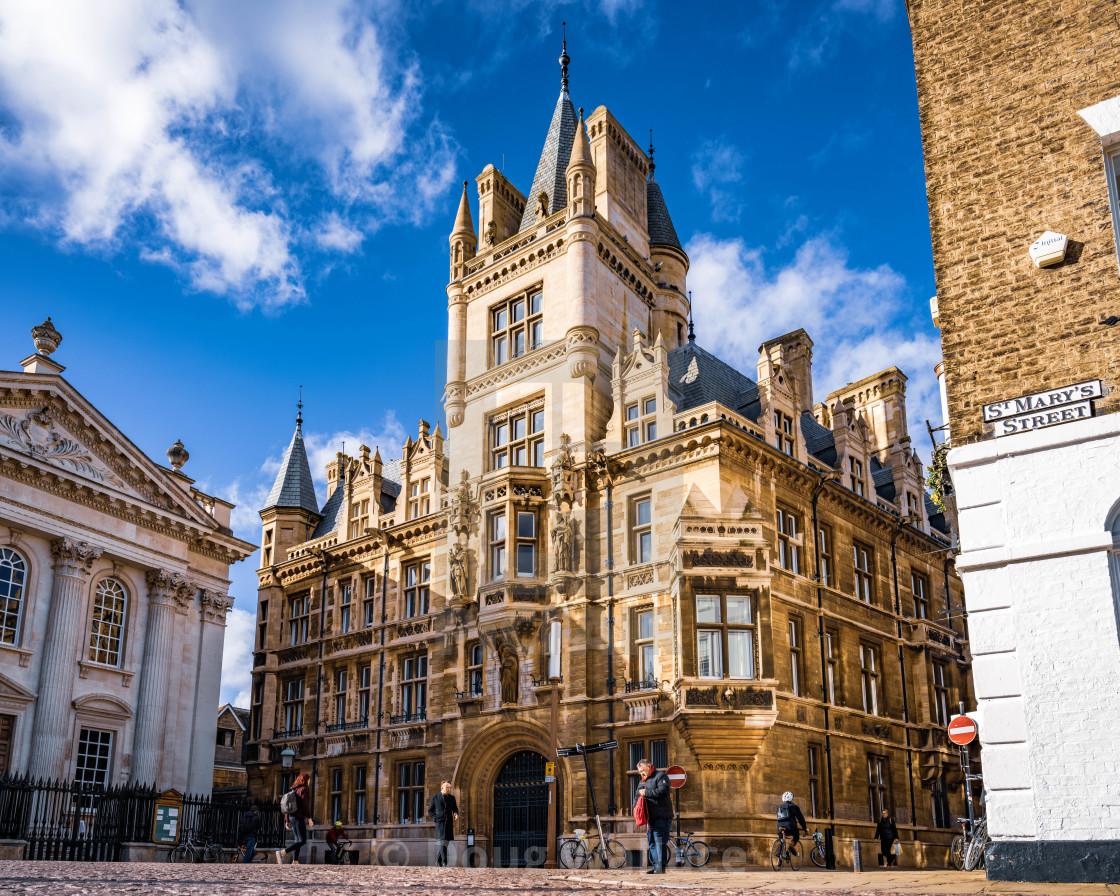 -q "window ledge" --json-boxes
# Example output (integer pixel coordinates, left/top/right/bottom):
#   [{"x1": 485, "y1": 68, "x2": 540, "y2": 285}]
[
  {"x1": 78, "y1": 660, "x2": 134, "y2": 687},
  {"x1": 0, "y1": 642, "x2": 32, "y2": 668}
]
